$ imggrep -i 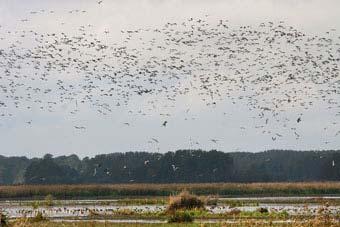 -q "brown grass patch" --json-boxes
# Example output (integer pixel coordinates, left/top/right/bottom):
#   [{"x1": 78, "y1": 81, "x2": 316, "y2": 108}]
[
  {"x1": 0, "y1": 182, "x2": 339, "y2": 199},
  {"x1": 167, "y1": 190, "x2": 204, "y2": 212}
]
